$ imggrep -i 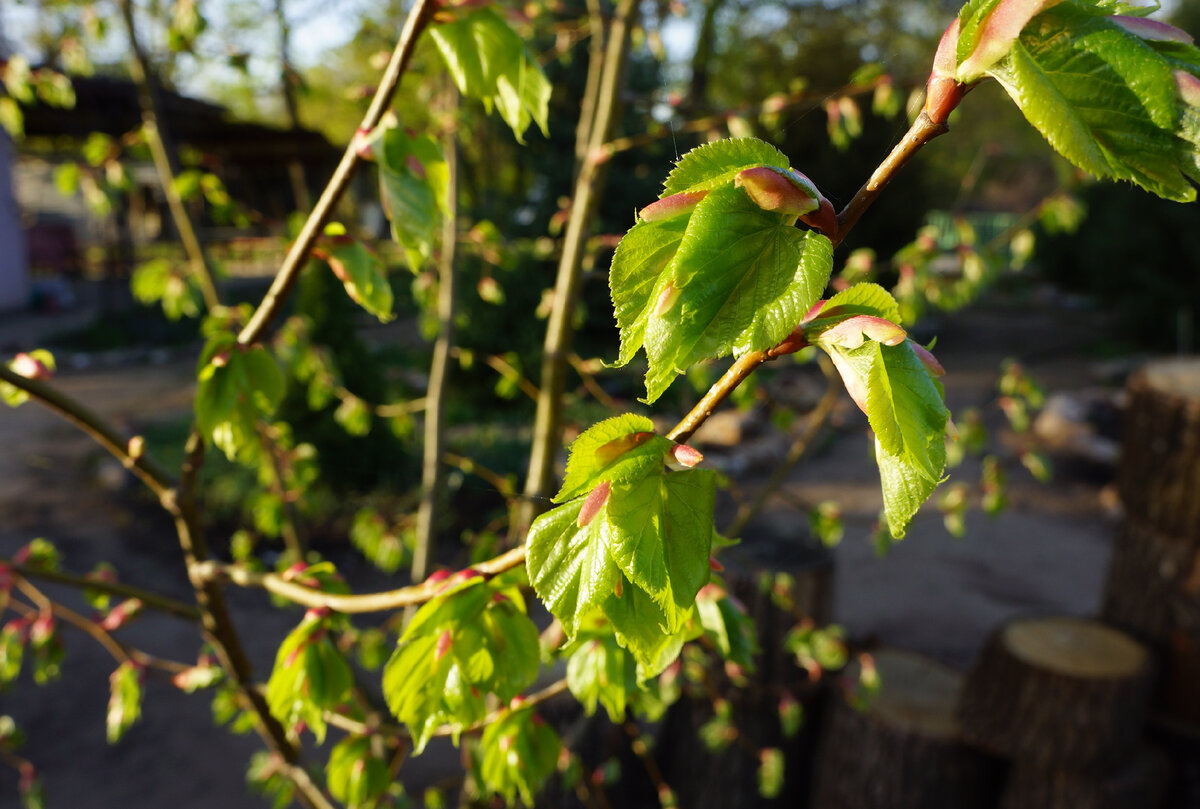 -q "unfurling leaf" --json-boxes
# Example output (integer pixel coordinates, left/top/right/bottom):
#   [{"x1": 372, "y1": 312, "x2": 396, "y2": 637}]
[
  {"x1": 951, "y1": 1, "x2": 1200, "y2": 201},
  {"x1": 807, "y1": 285, "x2": 948, "y2": 538},
  {"x1": 430, "y1": 8, "x2": 551, "y2": 143},
  {"x1": 265, "y1": 609, "x2": 353, "y2": 743},
  {"x1": 321, "y1": 226, "x2": 394, "y2": 322},
  {"x1": 382, "y1": 578, "x2": 539, "y2": 753},
  {"x1": 476, "y1": 706, "x2": 561, "y2": 807},
  {"x1": 107, "y1": 662, "x2": 144, "y2": 743},
  {"x1": 195, "y1": 337, "x2": 285, "y2": 463},
  {"x1": 326, "y1": 736, "x2": 390, "y2": 809}
]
